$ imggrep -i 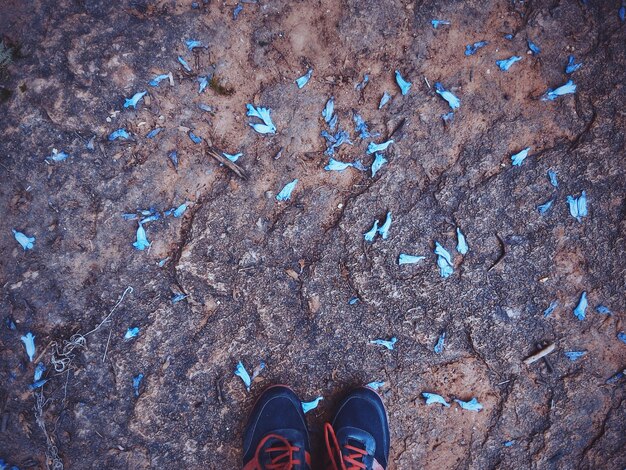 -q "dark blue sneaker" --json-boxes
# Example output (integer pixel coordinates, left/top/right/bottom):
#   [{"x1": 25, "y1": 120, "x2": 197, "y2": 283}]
[
  {"x1": 324, "y1": 387, "x2": 390, "y2": 470},
  {"x1": 242, "y1": 385, "x2": 311, "y2": 470}
]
